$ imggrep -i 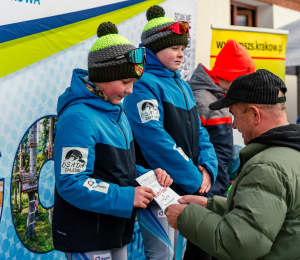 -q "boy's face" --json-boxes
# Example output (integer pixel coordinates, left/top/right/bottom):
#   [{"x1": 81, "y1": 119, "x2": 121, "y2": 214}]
[
  {"x1": 156, "y1": 45, "x2": 185, "y2": 71},
  {"x1": 94, "y1": 78, "x2": 137, "y2": 105}
]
